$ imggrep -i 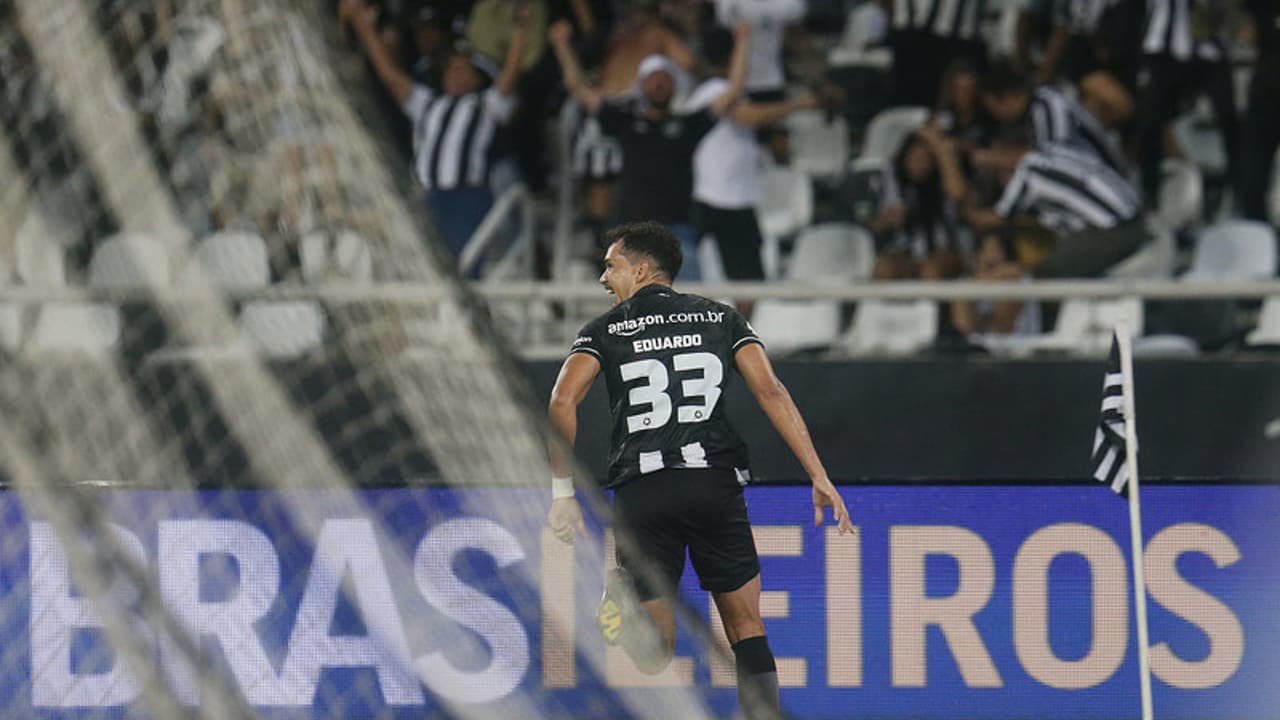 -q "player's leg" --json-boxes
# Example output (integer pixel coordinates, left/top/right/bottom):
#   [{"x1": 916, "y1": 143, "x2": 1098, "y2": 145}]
[
  {"x1": 687, "y1": 469, "x2": 779, "y2": 719},
  {"x1": 713, "y1": 576, "x2": 780, "y2": 720},
  {"x1": 605, "y1": 474, "x2": 686, "y2": 674}
]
